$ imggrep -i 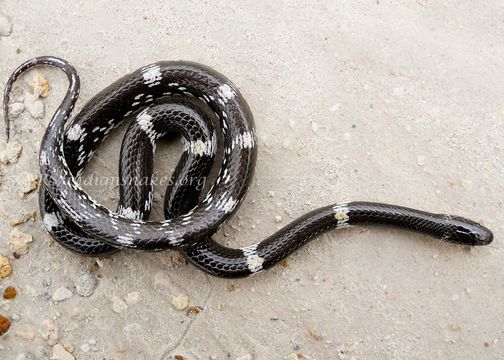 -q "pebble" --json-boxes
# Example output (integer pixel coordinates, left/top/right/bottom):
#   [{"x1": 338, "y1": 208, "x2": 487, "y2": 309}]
[
  {"x1": 171, "y1": 294, "x2": 189, "y2": 311},
  {"x1": 24, "y1": 95, "x2": 45, "y2": 119},
  {"x1": 3, "y1": 285, "x2": 17, "y2": 299},
  {"x1": 51, "y1": 344, "x2": 74, "y2": 360},
  {"x1": 79, "y1": 343, "x2": 90, "y2": 353},
  {"x1": 40, "y1": 320, "x2": 59, "y2": 345},
  {"x1": 9, "y1": 103, "x2": 25, "y2": 118},
  {"x1": 111, "y1": 295, "x2": 128, "y2": 313},
  {"x1": 9, "y1": 229, "x2": 33, "y2": 255},
  {"x1": 268, "y1": 191, "x2": 275, "y2": 197},
  {"x1": 29, "y1": 73, "x2": 50, "y2": 98},
  {"x1": 18, "y1": 172, "x2": 40, "y2": 196},
  {"x1": 285, "y1": 354, "x2": 302, "y2": 360},
  {"x1": 0, "y1": 254, "x2": 13, "y2": 281},
  {"x1": 125, "y1": 291, "x2": 140, "y2": 305},
  {"x1": 329, "y1": 103, "x2": 341, "y2": 112},
  {"x1": 0, "y1": 15, "x2": 11, "y2": 36},
  {"x1": 416, "y1": 155, "x2": 426, "y2": 166},
  {"x1": 0, "y1": 142, "x2": 22, "y2": 165},
  {"x1": 10, "y1": 210, "x2": 37, "y2": 227},
  {"x1": 274, "y1": 215, "x2": 282, "y2": 223},
  {"x1": 0, "y1": 314, "x2": 11, "y2": 335},
  {"x1": 15, "y1": 329, "x2": 35, "y2": 340},
  {"x1": 52, "y1": 287, "x2": 73, "y2": 302},
  {"x1": 75, "y1": 270, "x2": 96, "y2": 297}
]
